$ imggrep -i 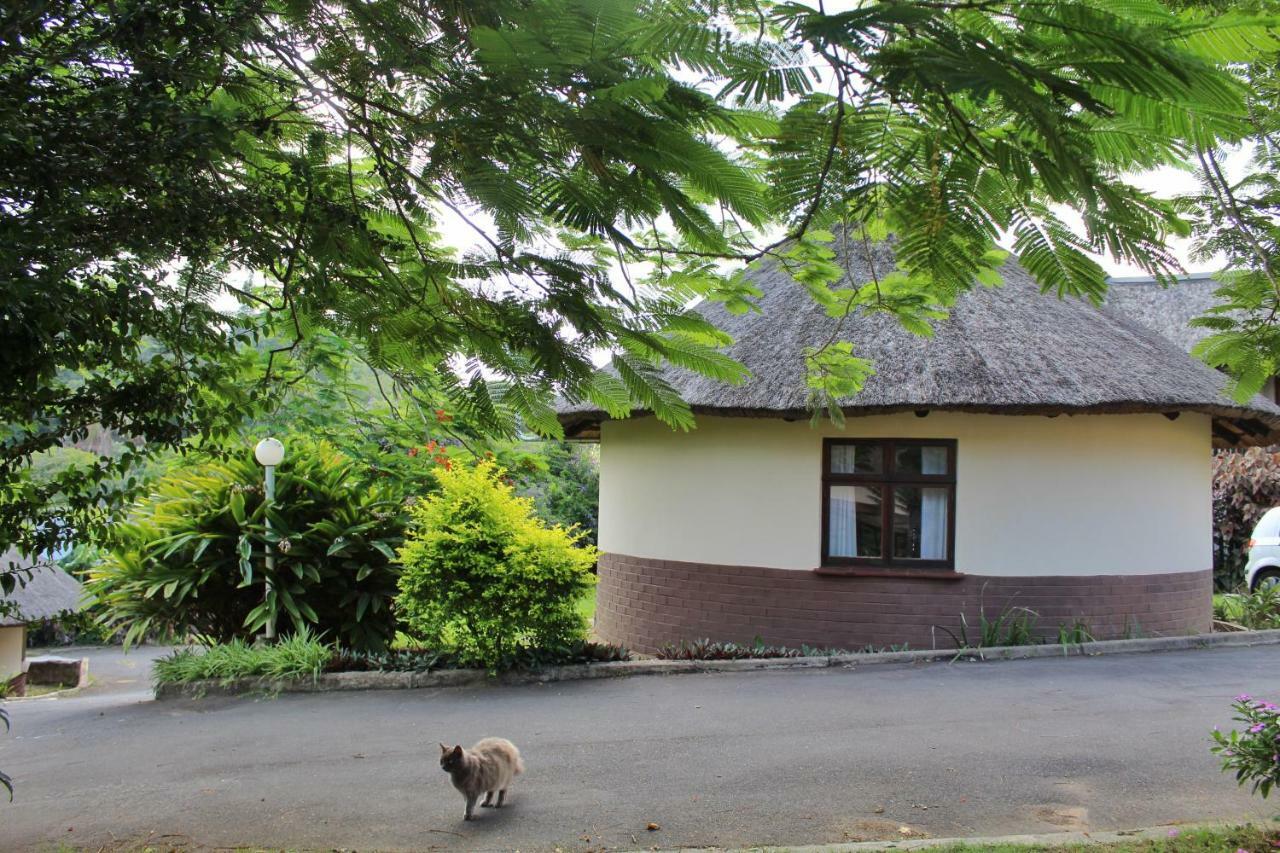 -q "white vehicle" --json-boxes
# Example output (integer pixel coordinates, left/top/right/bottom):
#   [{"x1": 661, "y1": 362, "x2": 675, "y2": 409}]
[{"x1": 1245, "y1": 507, "x2": 1280, "y2": 592}]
